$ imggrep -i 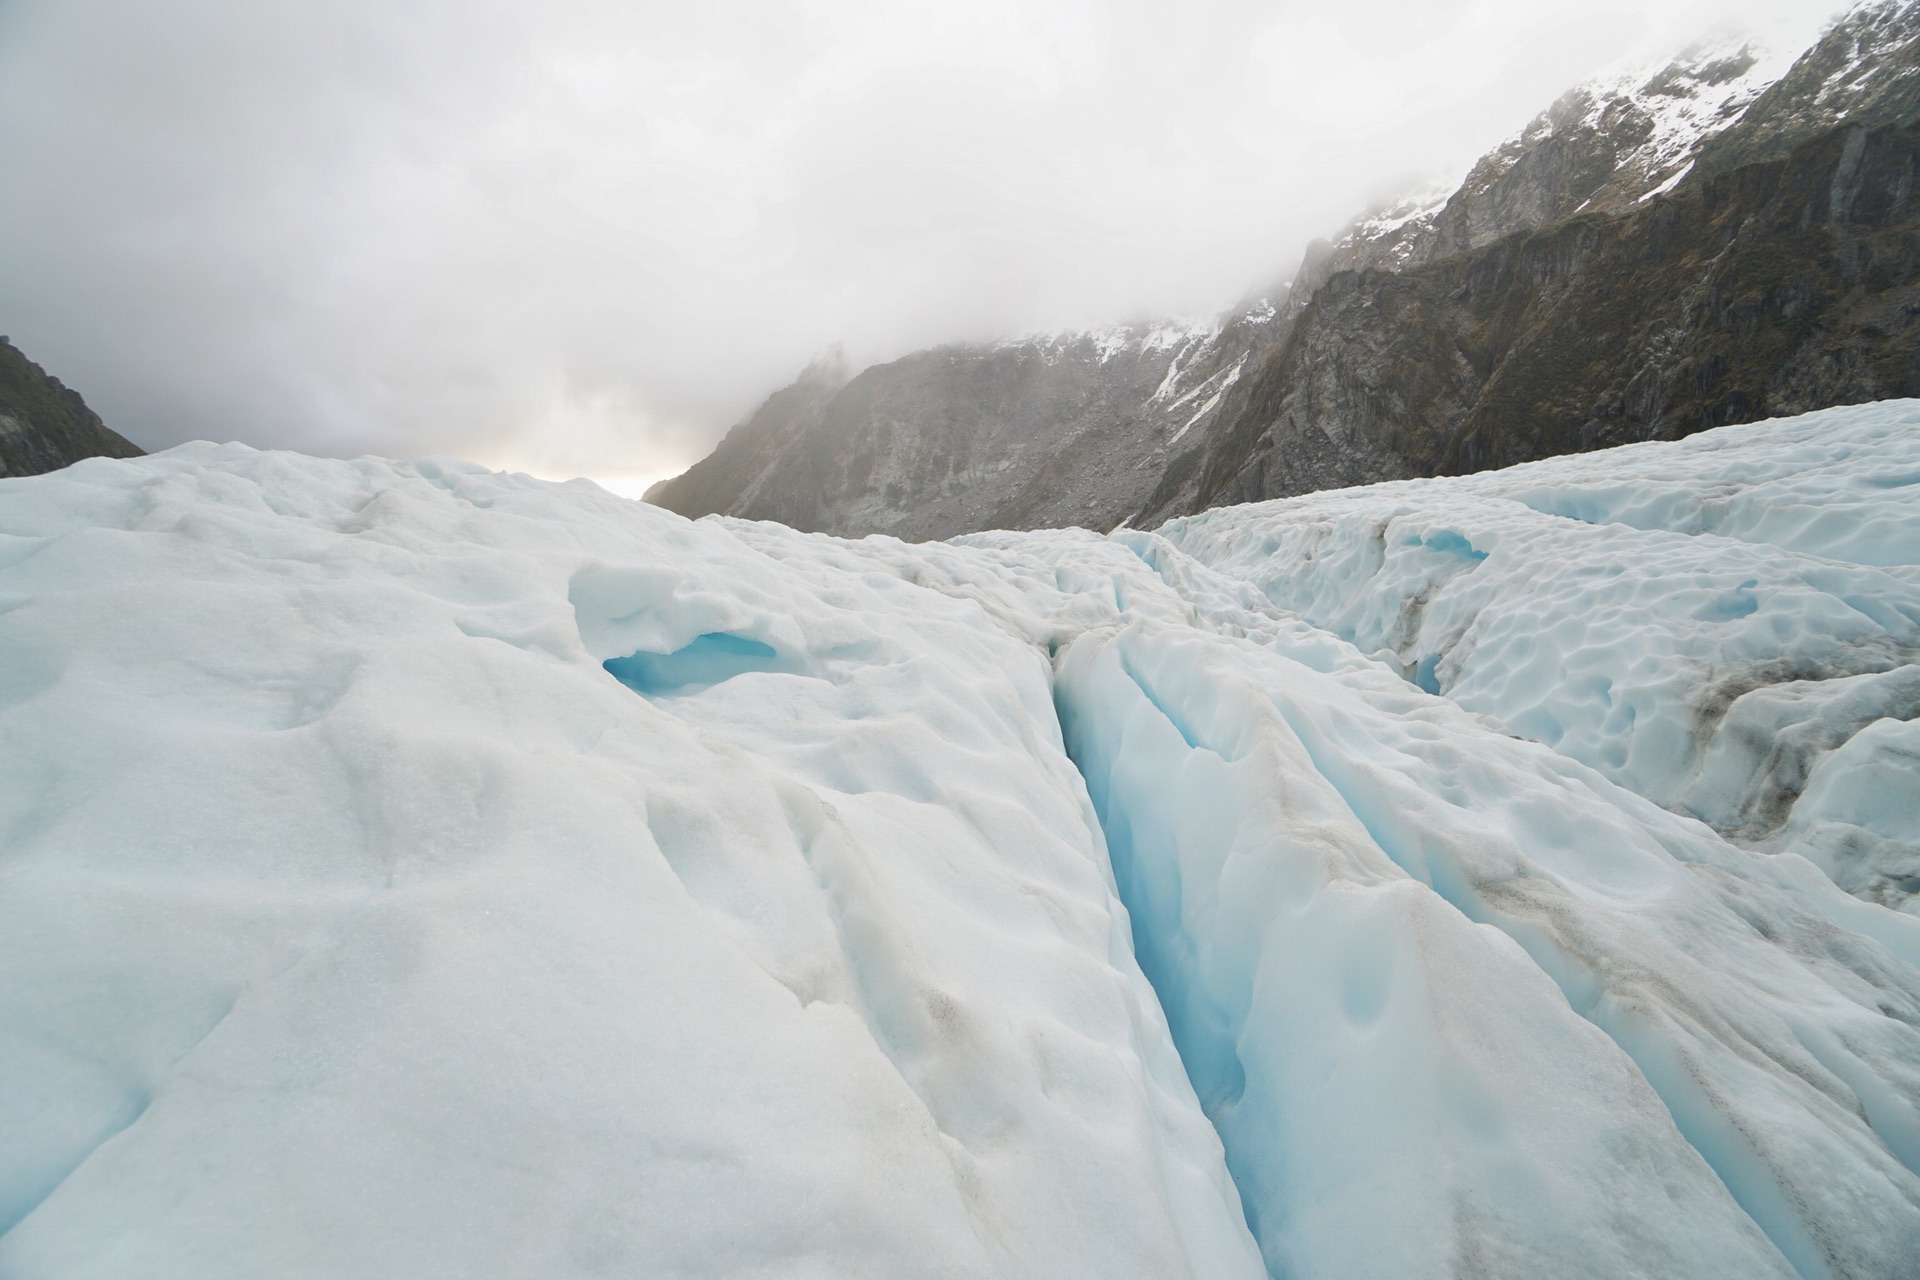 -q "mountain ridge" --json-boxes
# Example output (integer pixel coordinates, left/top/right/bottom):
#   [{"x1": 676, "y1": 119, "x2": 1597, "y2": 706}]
[
  {"x1": 648, "y1": 1, "x2": 1920, "y2": 540},
  {"x1": 0, "y1": 337, "x2": 142, "y2": 478},
  {"x1": 647, "y1": 306, "x2": 1284, "y2": 538},
  {"x1": 1152, "y1": 110, "x2": 1920, "y2": 520}
]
